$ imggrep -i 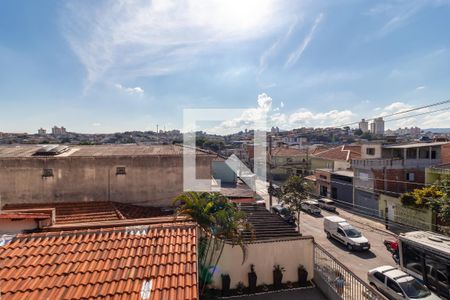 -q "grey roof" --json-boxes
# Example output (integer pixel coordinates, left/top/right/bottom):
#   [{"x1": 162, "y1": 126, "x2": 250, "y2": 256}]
[
  {"x1": 383, "y1": 142, "x2": 449, "y2": 149},
  {"x1": 0, "y1": 144, "x2": 215, "y2": 158},
  {"x1": 332, "y1": 170, "x2": 354, "y2": 177}
]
